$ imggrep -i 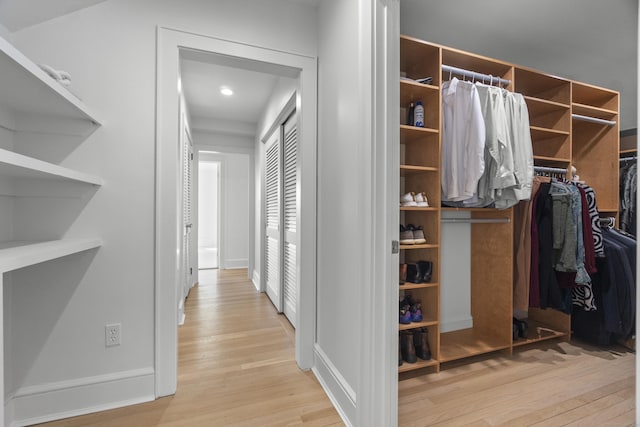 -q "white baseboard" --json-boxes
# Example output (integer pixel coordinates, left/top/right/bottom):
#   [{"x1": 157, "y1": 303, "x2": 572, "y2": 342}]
[
  {"x1": 252, "y1": 270, "x2": 261, "y2": 291},
  {"x1": 221, "y1": 258, "x2": 248, "y2": 269},
  {"x1": 312, "y1": 344, "x2": 355, "y2": 427},
  {"x1": 6, "y1": 367, "x2": 155, "y2": 427}
]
